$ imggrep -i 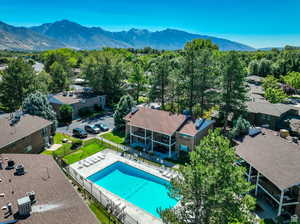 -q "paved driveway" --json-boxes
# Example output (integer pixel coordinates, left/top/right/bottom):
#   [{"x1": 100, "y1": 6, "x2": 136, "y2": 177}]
[{"x1": 57, "y1": 113, "x2": 114, "y2": 138}]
